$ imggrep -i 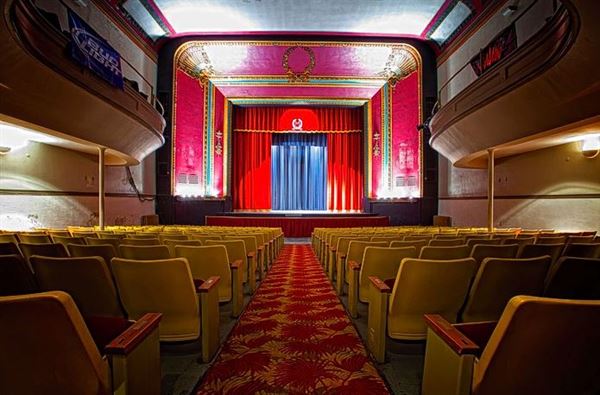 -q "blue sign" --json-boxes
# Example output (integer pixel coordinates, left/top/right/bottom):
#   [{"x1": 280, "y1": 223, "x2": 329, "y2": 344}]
[{"x1": 68, "y1": 10, "x2": 124, "y2": 89}]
